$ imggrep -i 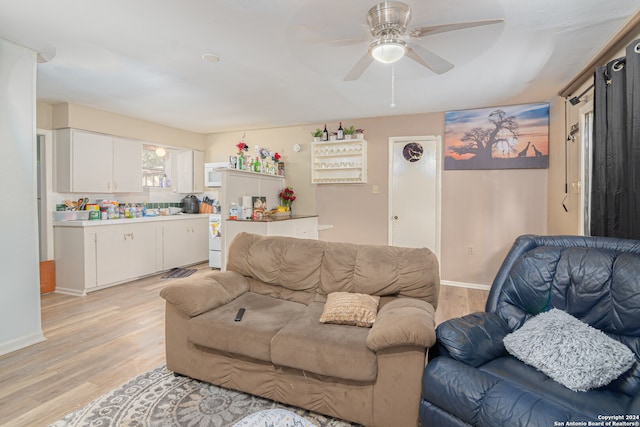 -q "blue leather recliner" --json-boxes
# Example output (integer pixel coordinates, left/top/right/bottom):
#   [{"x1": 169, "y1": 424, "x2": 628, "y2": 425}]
[{"x1": 420, "y1": 235, "x2": 640, "y2": 427}]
